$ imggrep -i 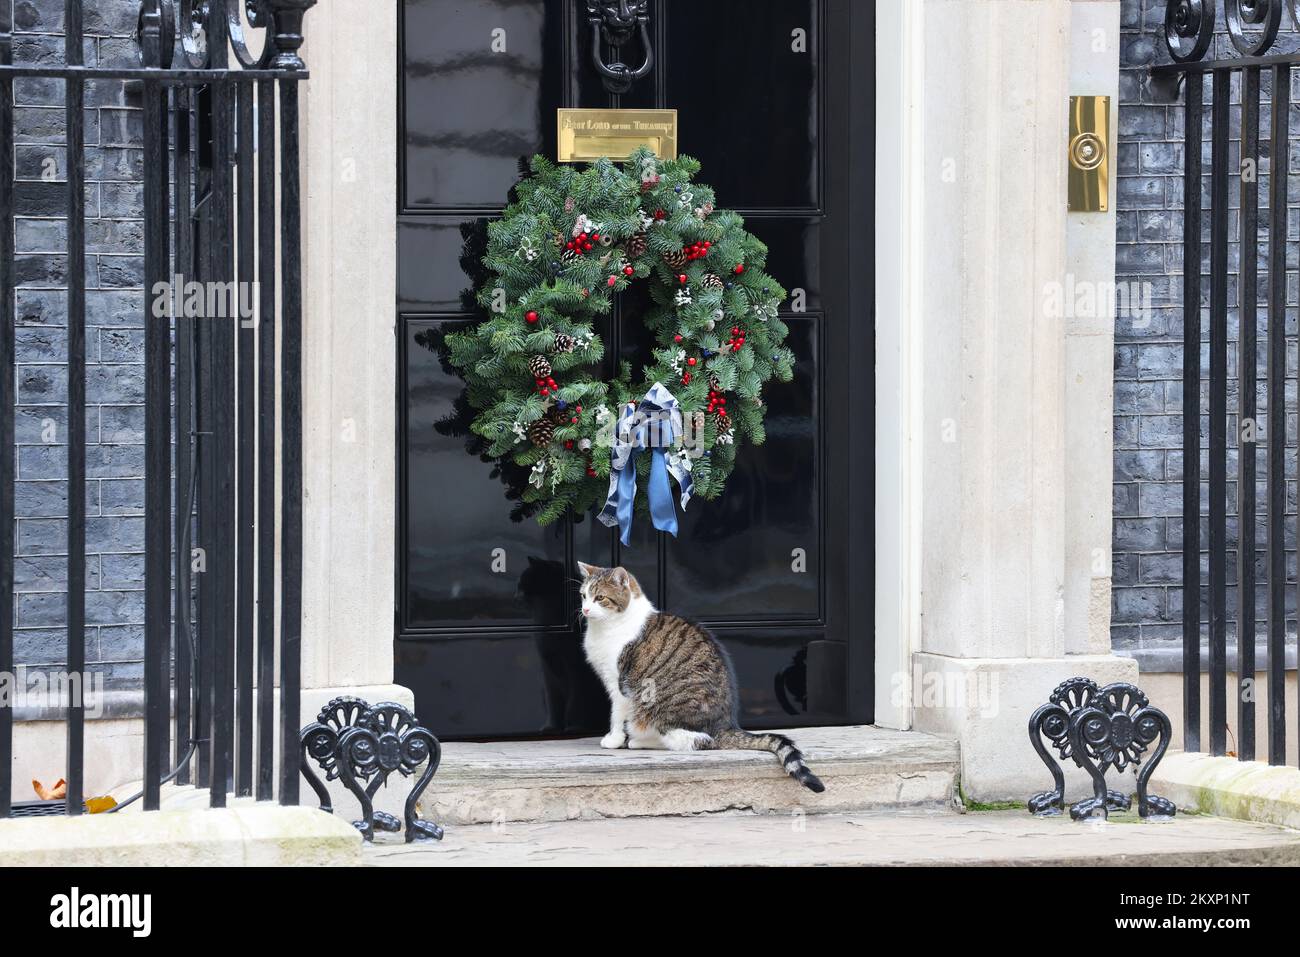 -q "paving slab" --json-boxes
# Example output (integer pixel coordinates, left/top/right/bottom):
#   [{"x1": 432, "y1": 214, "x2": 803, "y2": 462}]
[
  {"x1": 369, "y1": 808, "x2": 1300, "y2": 867},
  {"x1": 422, "y1": 725, "x2": 960, "y2": 825}
]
